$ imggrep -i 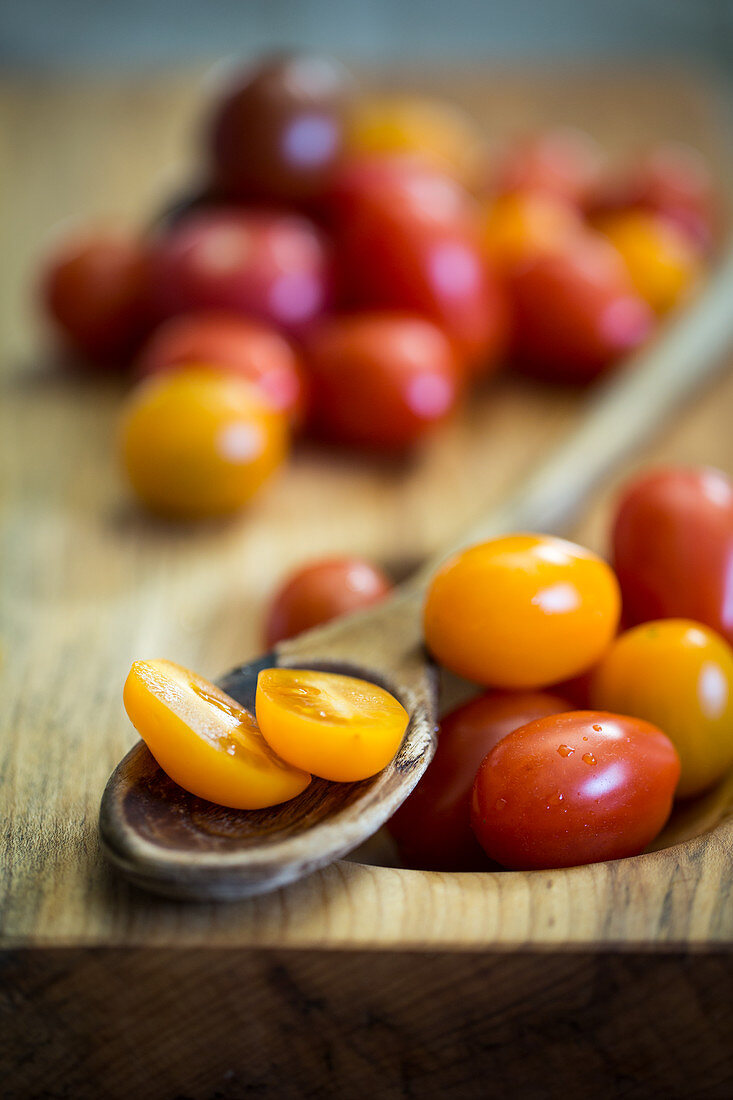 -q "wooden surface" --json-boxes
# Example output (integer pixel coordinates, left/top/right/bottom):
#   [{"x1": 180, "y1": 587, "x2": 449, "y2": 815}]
[{"x1": 2, "y1": 62, "x2": 733, "y2": 1100}]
